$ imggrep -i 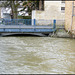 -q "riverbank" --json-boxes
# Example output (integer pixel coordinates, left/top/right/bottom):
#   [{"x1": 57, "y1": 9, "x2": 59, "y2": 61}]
[{"x1": 49, "y1": 29, "x2": 75, "y2": 39}]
